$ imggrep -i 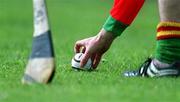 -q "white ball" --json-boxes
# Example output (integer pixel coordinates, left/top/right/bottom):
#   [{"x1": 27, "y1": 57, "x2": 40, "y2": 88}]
[{"x1": 71, "y1": 53, "x2": 92, "y2": 70}]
